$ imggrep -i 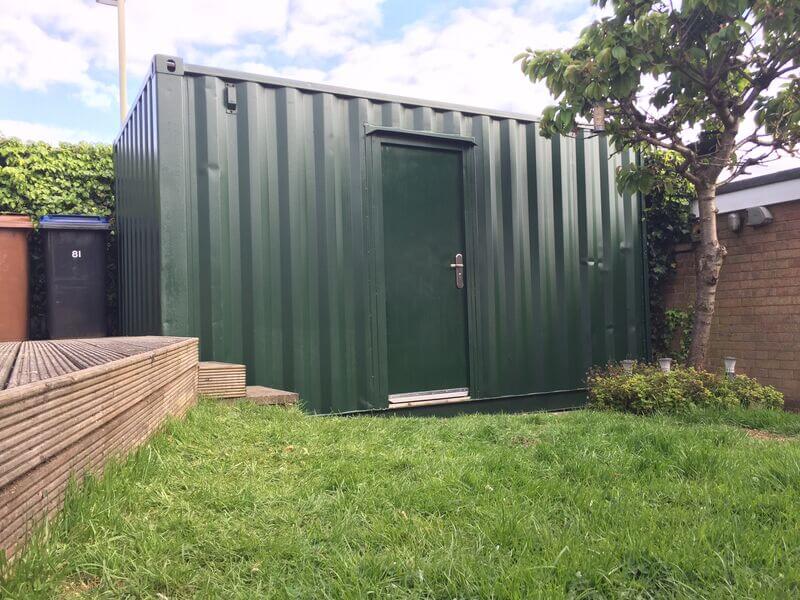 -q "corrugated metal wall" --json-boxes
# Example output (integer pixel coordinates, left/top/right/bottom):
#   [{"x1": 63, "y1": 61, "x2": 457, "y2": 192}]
[
  {"x1": 115, "y1": 57, "x2": 648, "y2": 414},
  {"x1": 115, "y1": 67, "x2": 161, "y2": 336}
]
